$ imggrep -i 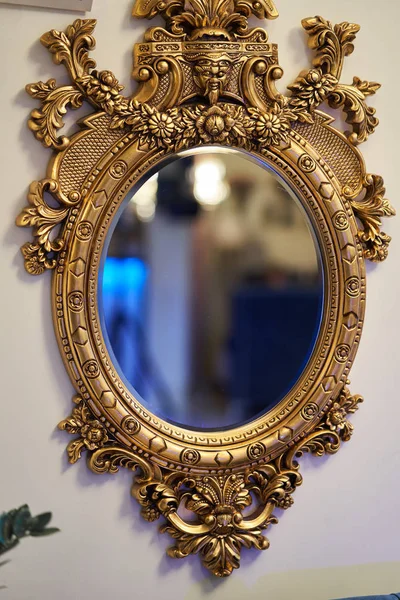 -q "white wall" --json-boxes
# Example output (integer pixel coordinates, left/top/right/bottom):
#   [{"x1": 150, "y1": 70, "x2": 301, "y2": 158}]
[{"x1": 0, "y1": 0, "x2": 399, "y2": 598}]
